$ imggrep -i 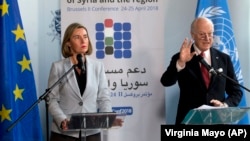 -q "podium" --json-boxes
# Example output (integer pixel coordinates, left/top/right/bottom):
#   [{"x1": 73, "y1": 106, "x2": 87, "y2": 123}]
[
  {"x1": 182, "y1": 105, "x2": 250, "y2": 124},
  {"x1": 65, "y1": 112, "x2": 125, "y2": 141}
]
